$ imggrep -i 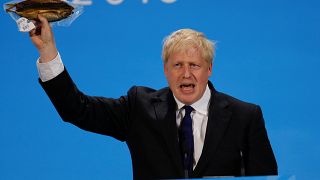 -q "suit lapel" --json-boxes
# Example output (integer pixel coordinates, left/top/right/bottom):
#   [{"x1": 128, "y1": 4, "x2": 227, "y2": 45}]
[
  {"x1": 151, "y1": 83, "x2": 232, "y2": 177},
  {"x1": 193, "y1": 85, "x2": 232, "y2": 176},
  {"x1": 152, "y1": 89, "x2": 184, "y2": 177}
]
